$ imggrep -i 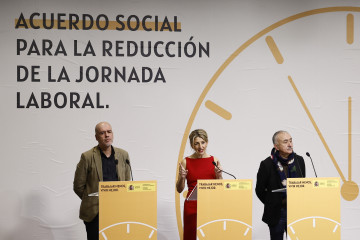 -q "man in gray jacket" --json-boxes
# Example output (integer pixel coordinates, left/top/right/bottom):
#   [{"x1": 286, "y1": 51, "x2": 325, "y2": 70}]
[{"x1": 74, "y1": 122, "x2": 131, "y2": 240}]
